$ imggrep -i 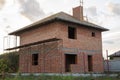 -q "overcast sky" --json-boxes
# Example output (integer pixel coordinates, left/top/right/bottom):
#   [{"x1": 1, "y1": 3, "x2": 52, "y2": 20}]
[{"x1": 0, "y1": 0, "x2": 120, "y2": 59}]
